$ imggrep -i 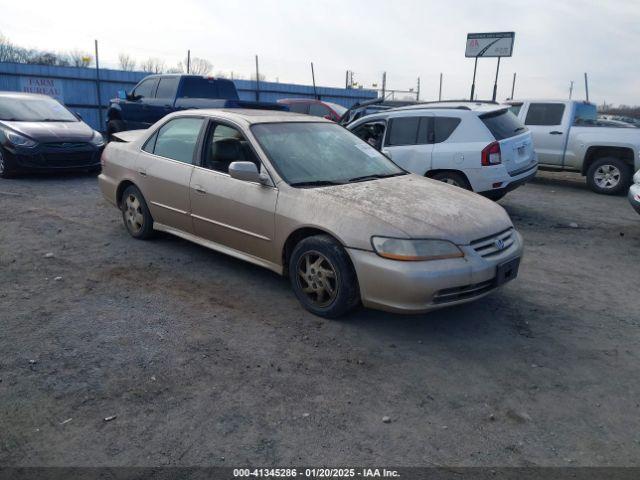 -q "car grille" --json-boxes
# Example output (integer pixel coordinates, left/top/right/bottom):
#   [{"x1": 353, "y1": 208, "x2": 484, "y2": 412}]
[
  {"x1": 44, "y1": 142, "x2": 91, "y2": 149},
  {"x1": 470, "y1": 228, "x2": 515, "y2": 258},
  {"x1": 433, "y1": 279, "x2": 495, "y2": 304},
  {"x1": 40, "y1": 151, "x2": 97, "y2": 167}
]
